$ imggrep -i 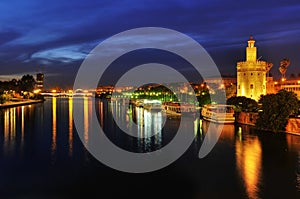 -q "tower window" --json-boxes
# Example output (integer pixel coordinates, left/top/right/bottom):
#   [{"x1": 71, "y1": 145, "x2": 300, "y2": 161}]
[
  {"x1": 250, "y1": 84, "x2": 254, "y2": 89},
  {"x1": 238, "y1": 85, "x2": 240, "y2": 89},
  {"x1": 251, "y1": 73, "x2": 253, "y2": 76},
  {"x1": 258, "y1": 73, "x2": 260, "y2": 76},
  {"x1": 244, "y1": 73, "x2": 246, "y2": 76}
]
